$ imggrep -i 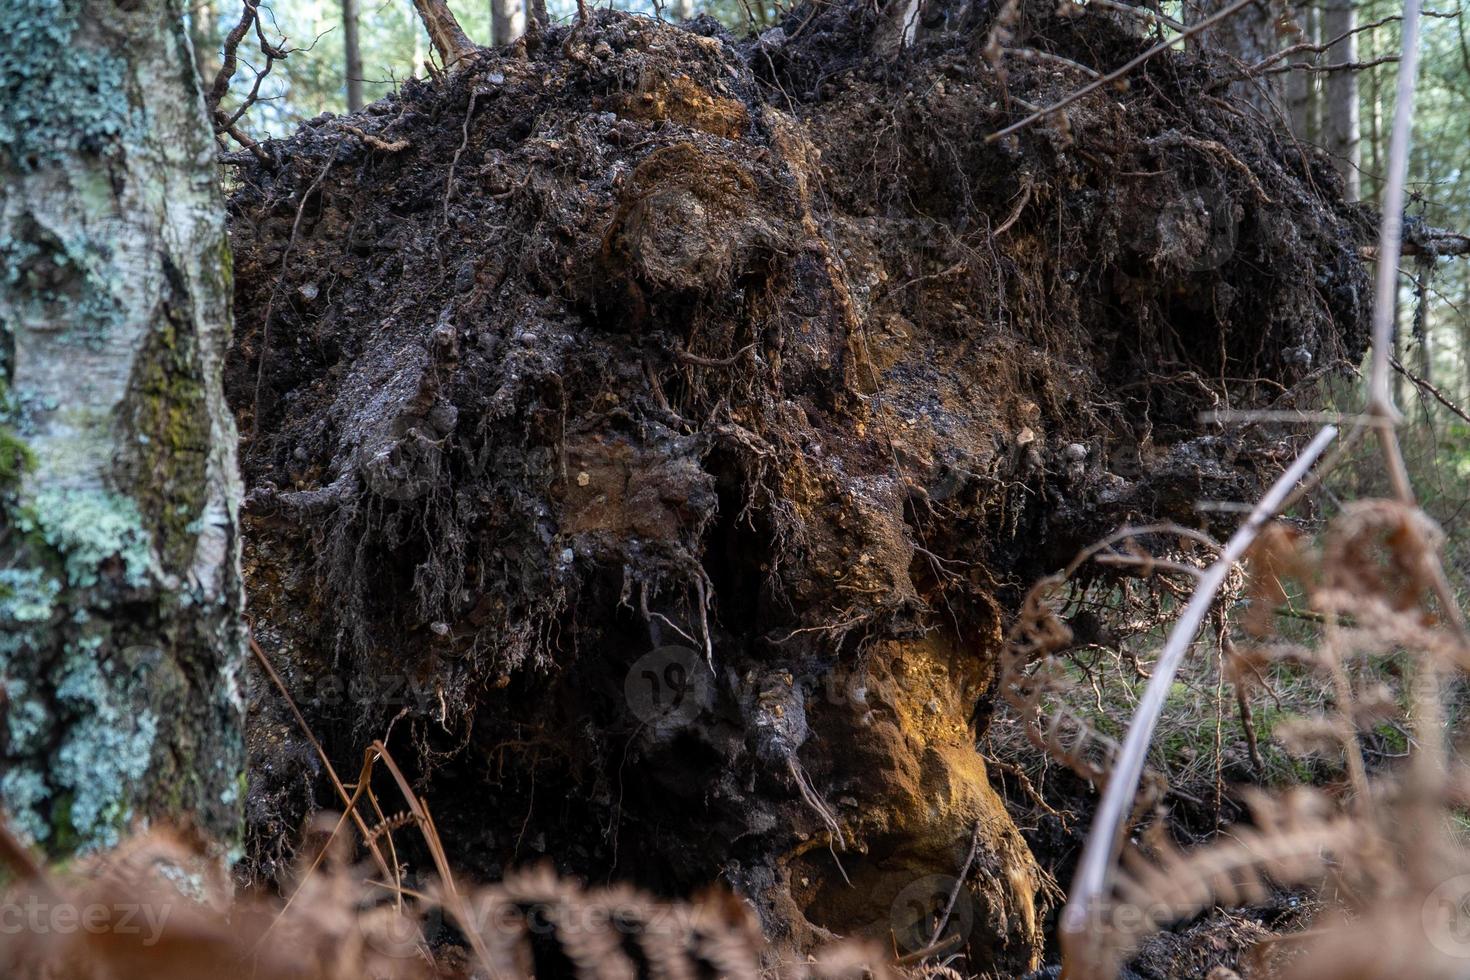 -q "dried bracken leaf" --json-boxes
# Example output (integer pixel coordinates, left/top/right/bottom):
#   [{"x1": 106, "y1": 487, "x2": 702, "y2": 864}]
[{"x1": 1242, "y1": 521, "x2": 1313, "y2": 638}]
